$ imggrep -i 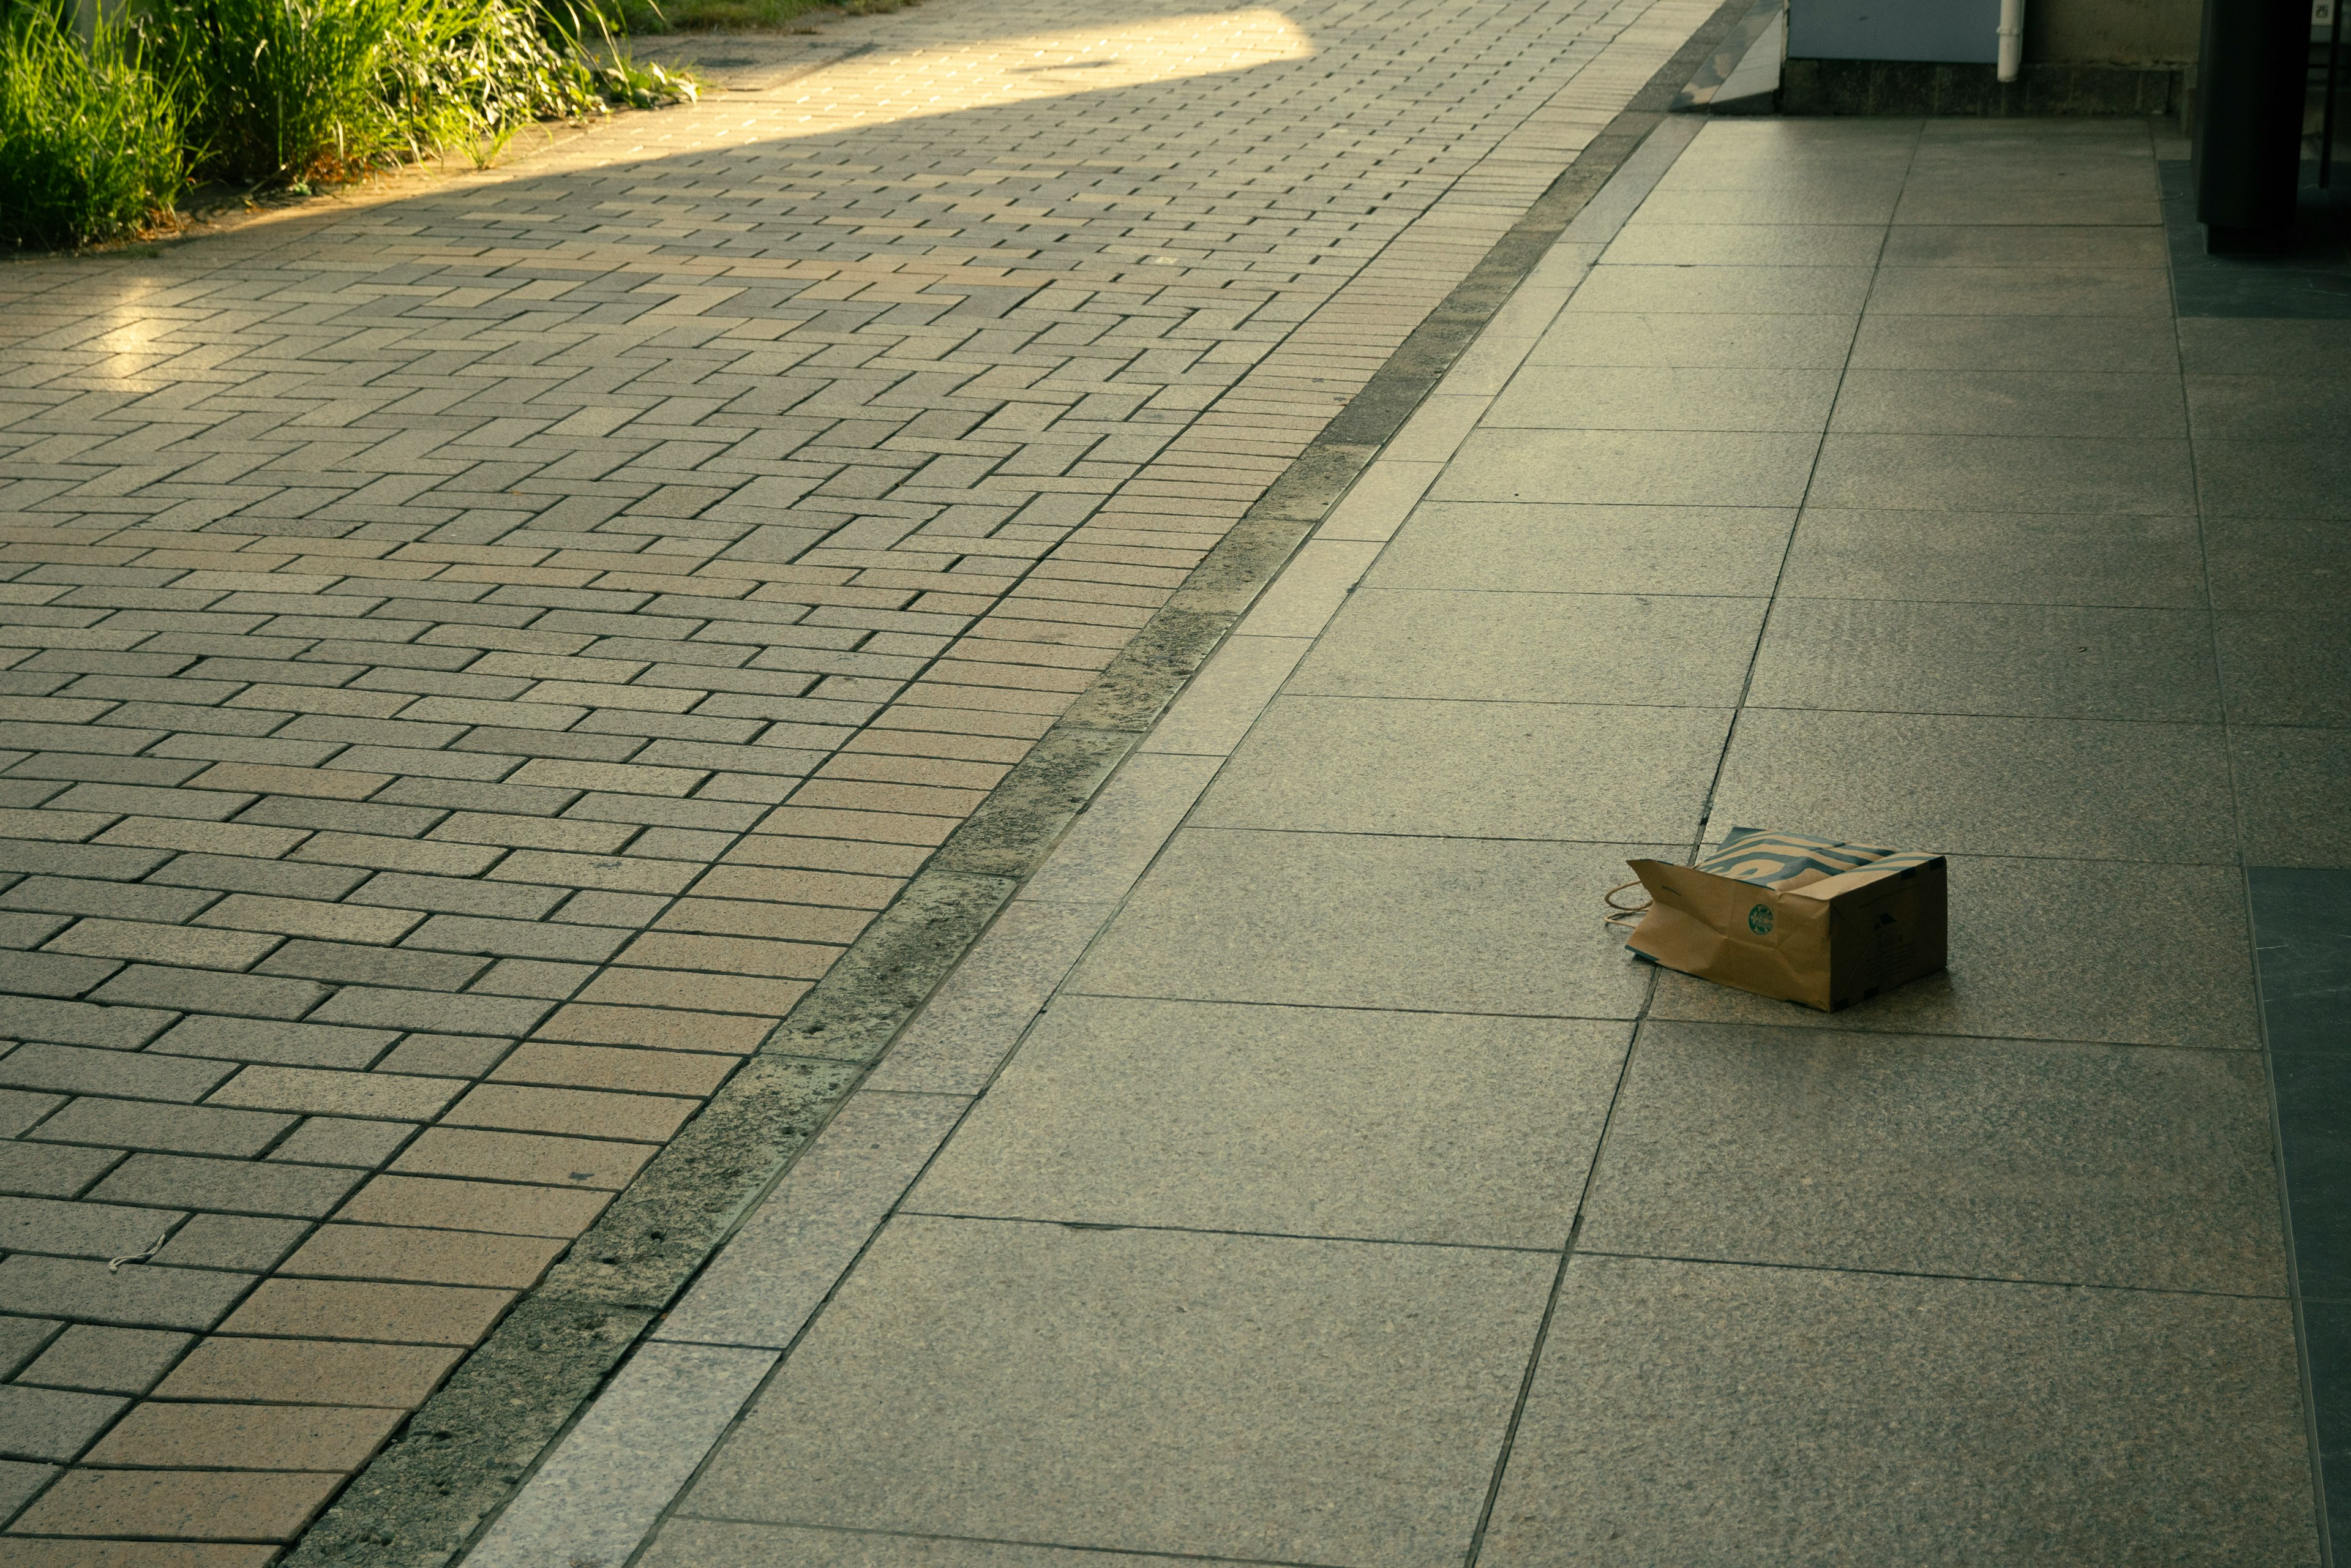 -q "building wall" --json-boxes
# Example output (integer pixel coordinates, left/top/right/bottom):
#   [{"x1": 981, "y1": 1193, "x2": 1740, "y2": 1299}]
[{"x1": 2027, "y1": 0, "x2": 2202, "y2": 65}]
